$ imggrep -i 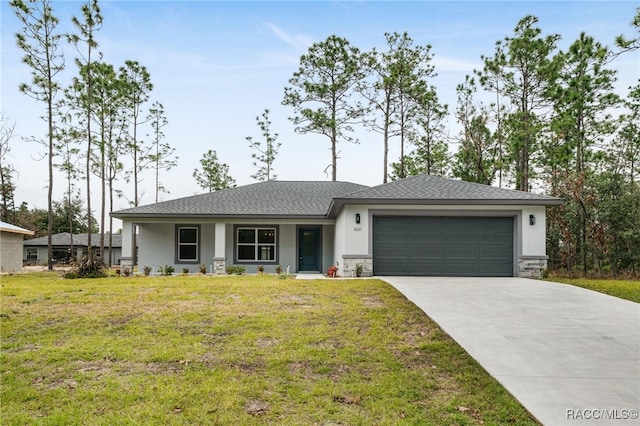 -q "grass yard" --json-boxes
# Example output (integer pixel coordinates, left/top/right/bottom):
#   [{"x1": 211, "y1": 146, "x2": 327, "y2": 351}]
[
  {"x1": 546, "y1": 277, "x2": 640, "y2": 303},
  {"x1": 1, "y1": 273, "x2": 537, "y2": 425}
]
